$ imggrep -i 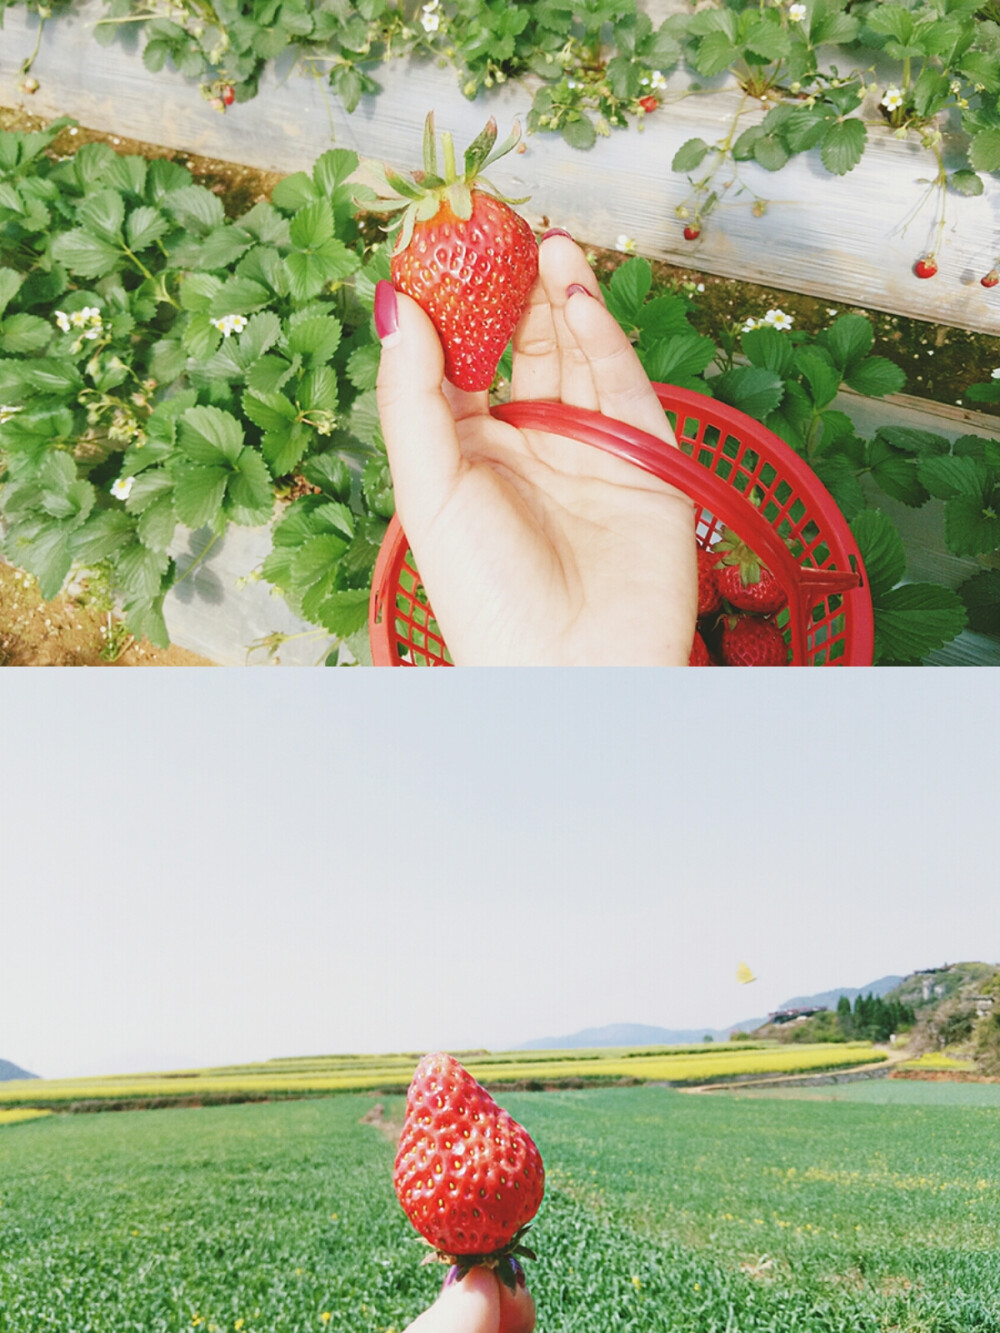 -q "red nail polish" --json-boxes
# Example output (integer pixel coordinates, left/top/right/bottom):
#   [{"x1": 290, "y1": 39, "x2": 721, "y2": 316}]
[
  {"x1": 541, "y1": 227, "x2": 573, "y2": 242},
  {"x1": 374, "y1": 280, "x2": 400, "y2": 344},
  {"x1": 566, "y1": 283, "x2": 592, "y2": 299}
]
